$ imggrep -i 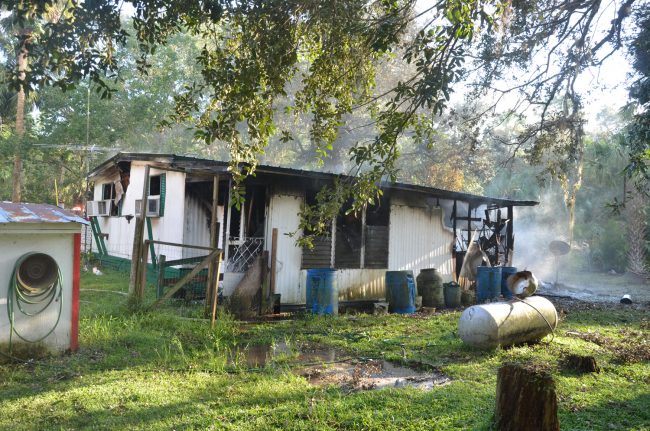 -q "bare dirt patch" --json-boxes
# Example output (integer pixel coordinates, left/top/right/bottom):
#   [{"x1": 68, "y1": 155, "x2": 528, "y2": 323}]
[{"x1": 300, "y1": 359, "x2": 451, "y2": 392}]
